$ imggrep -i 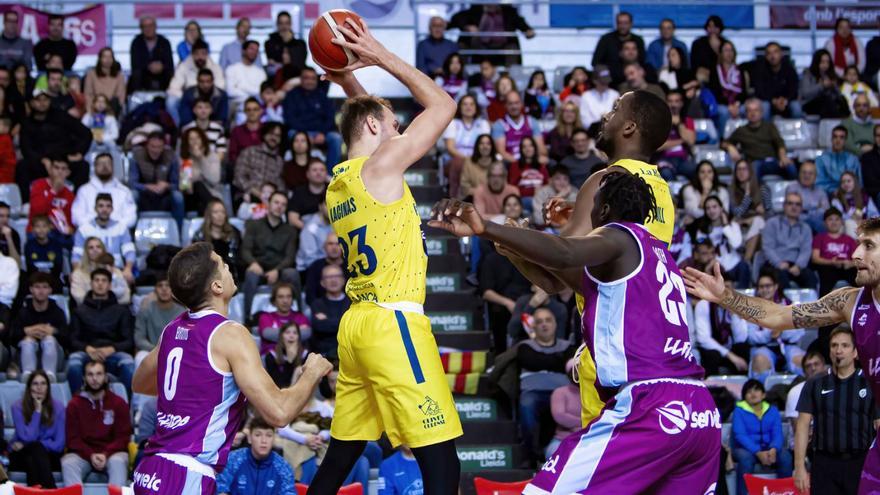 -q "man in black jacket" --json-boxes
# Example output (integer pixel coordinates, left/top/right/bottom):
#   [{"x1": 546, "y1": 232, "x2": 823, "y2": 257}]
[
  {"x1": 33, "y1": 14, "x2": 77, "y2": 71},
  {"x1": 9, "y1": 272, "x2": 68, "y2": 380},
  {"x1": 750, "y1": 42, "x2": 803, "y2": 119},
  {"x1": 449, "y1": 4, "x2": 534, "y2": 65},
  {"x1": 66, "y1": 268, "x2": 133, "y2": 395},
  {"x1": 592, "y1": 12, "x2": 645, "y2": 85},
  {"x1": 128, "y1": 16, "x2": 173, "y2": 92},
  {"x1": 862, "y1": 124, "x2": 880, "y2": 203},
  {"x1": 265, "y1": 11, "x2": 306, "y2": 78},
  {"x1": 18, "y1": 89, "x2": 91, "y2": 199}
]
